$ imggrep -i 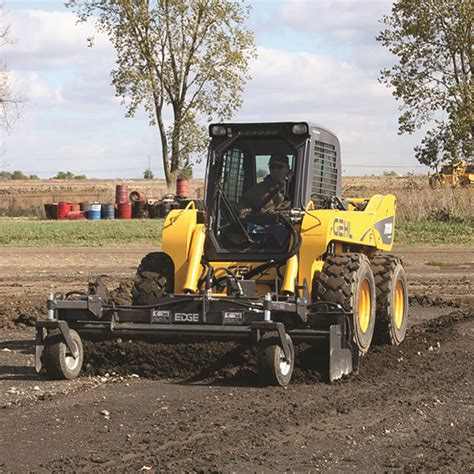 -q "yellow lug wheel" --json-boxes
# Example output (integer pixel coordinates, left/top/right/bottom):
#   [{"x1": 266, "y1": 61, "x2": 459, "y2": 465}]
[
  {"x1": 318, "y1": 253, "x2": 376, "y2": 353},
  {"x1": 371, "y1": 255, "x2": 408, "y2": 345},
  {"x1": 358, "y1": 279, "x2": 372, "y2": 333}
]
